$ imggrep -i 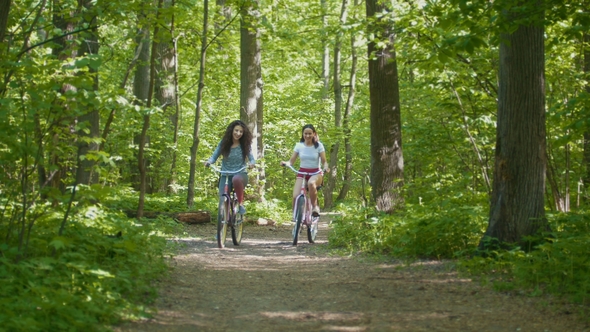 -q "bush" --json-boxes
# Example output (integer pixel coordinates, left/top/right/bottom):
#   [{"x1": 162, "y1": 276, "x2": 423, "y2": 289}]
[
  {"x1": 0, "y1": 202, "x2": 178, "y2": 331},
  {"x1": 459, "y1": 211, "x2": 590, "y2": 306},
  {"x1": 329, "y1": 196, "x2": 487, "y2": 259}
]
